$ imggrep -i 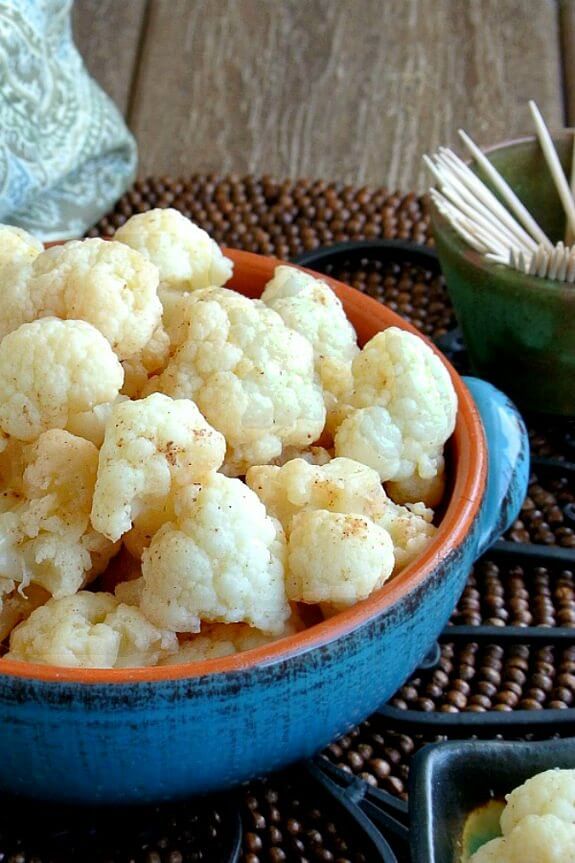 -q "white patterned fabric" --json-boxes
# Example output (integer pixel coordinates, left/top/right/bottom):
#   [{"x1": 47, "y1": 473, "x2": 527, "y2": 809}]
[{"x1": 0, "y1": 0, "x2": 137, "y2": 240}]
